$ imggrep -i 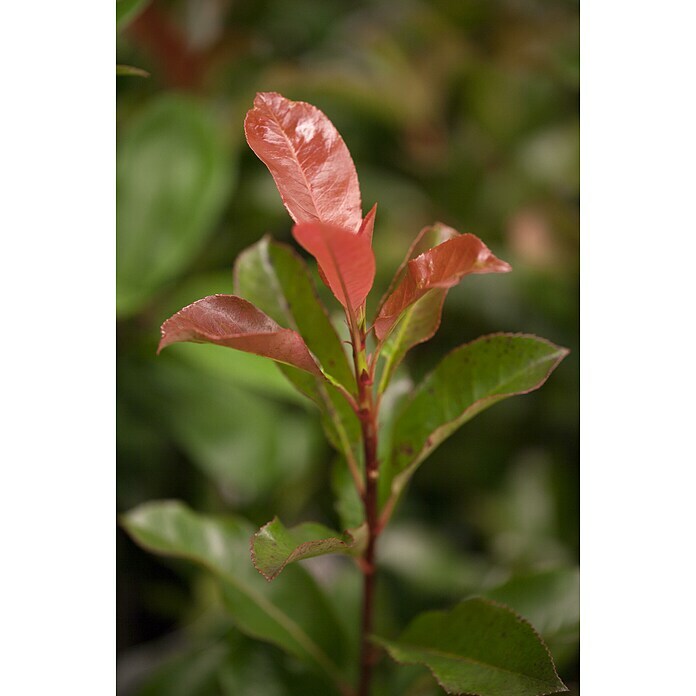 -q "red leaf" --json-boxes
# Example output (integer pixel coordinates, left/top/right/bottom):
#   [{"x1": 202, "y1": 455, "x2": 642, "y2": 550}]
[
  {"x1": 244, "y1": 92, "x2": 363, "y2": 232},
  {"x1": 375, "y1": 230, "x2": 511, "y2": 340},
  {"x1": 313, "y1": 203, "x2": 376, "y2": 291},
  {"x1": 158, "y1": 295, "x2": 322, "y2": 376},
  {"x1": 358, "y1": 203, "x2": 377, "y2": 245},
  {"x1": 292, "y1": 222, "x2": 375, "y2": 312}
]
